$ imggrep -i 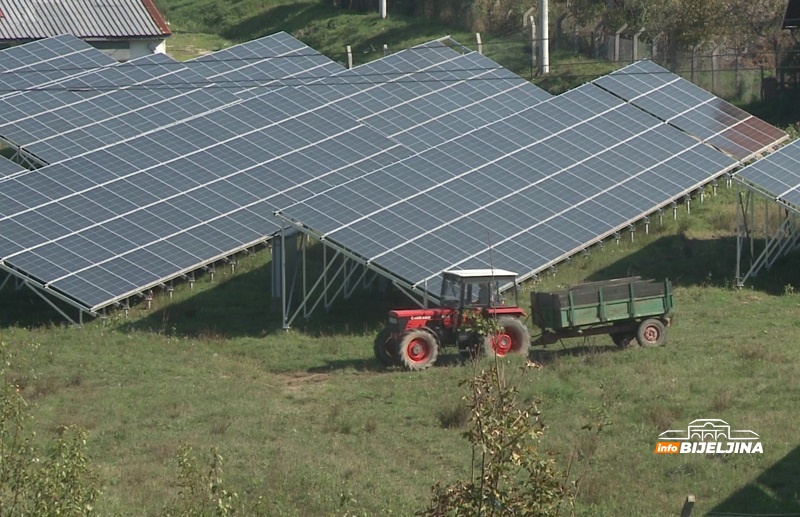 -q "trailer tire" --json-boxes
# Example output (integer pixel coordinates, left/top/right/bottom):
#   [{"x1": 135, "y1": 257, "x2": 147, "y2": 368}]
[
  {"x1": 373, "y1": 328, "x2": 399, "y2": 367},
  {"x1": 397, "y1": 330, "x2": 438, "y2": 370},
  {"x1": 636, "y1": 319, "x2": 666, "y2": 347},
  {"x1": 484, "y1": 317, "x2": 531, "y2": 357}
]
